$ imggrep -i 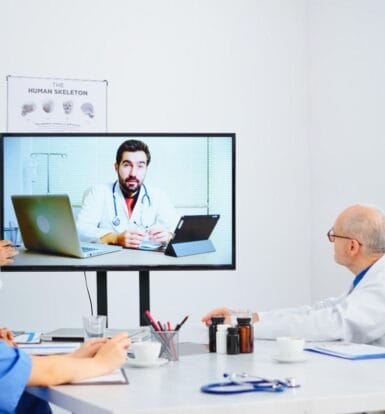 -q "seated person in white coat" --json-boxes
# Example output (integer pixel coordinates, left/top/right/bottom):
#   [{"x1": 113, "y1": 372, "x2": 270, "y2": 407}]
[
  {"x1": 202, "y1": 204, "x2": 385, "y2": 346},
  {"x1": 77, "y1": 139, "x2": 180, "y2": 249}
]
